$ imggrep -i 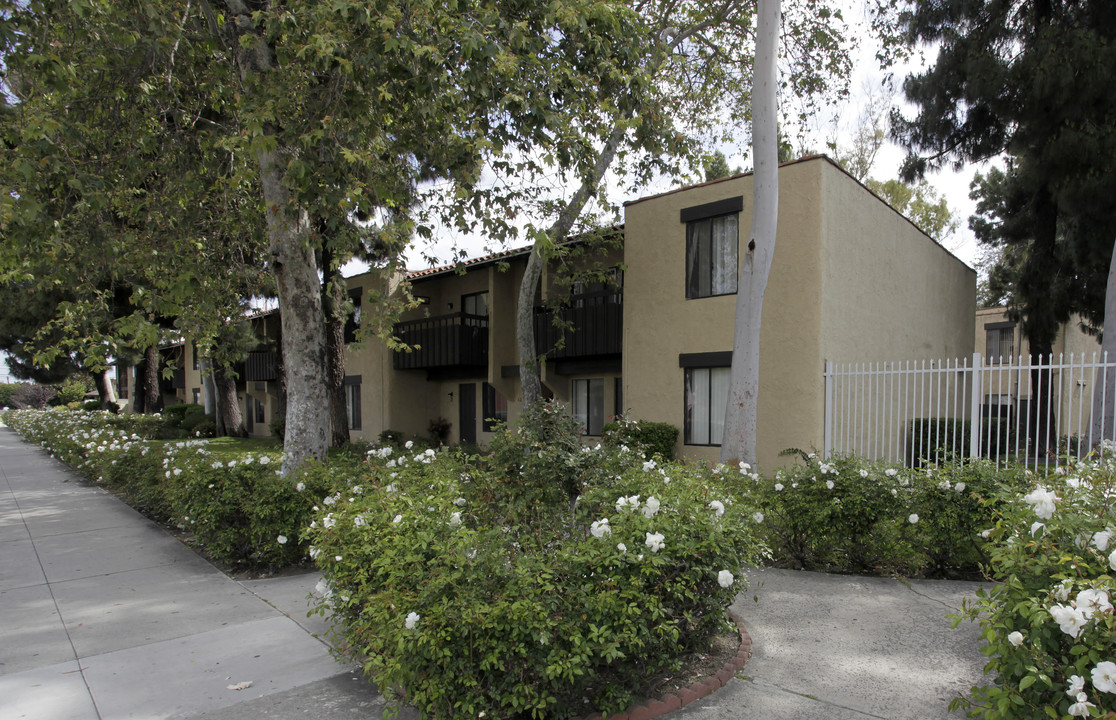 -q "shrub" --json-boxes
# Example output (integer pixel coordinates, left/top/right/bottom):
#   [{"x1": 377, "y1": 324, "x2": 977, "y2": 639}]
[
  {"x1": 601, "y1": 417, "x2": 680, "y2": 460},
  {"x1": 51, "y1": 376, "x2": 90, "y2": 406},
  {"x1": 428, "y1": 416, "x2": 451, "y2": 445},
  {"x1": 951, "y1": 455, "x2": 1116, "y2": 719},
  {"x1": 308, "y1": 402, "x2": 762, "y2": 719},
  {"x1": 11, "y1": 383, "x2": 56, "y2": 409},
  {"x1": 81, "y1": 400, "x2": 103, "y2": 411},
  {"x1": 0, "y1": 382, "x2": 21, "y2": 407},
  {"x1": 907, "y1": 417, "x2": 1013, "y2": 467},
  {"x1": 377, "y1": 429, "x2": 404, "y2": 446},
  {"x1": 268, "y1": 413, "x2": 285, "y2": 440}
]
